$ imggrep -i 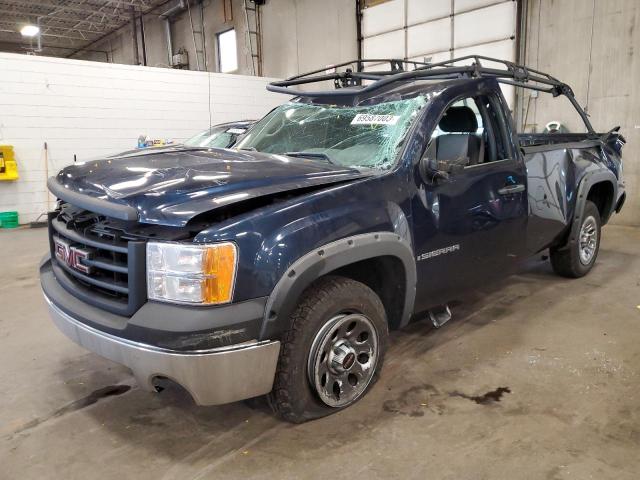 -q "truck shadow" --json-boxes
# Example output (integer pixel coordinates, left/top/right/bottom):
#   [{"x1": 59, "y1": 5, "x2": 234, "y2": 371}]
[{"x1": 389, "y1": 253, "x2": 555, "y2": 357}]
